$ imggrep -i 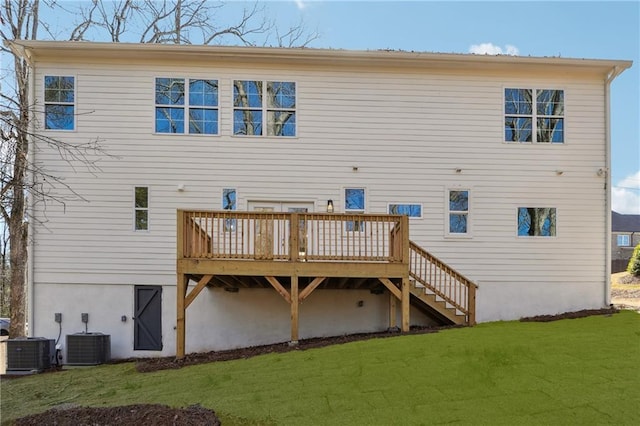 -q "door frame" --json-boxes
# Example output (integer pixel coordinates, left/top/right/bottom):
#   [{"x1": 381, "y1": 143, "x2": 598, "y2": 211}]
[{"x1": 248, "y1": 201, "x2": 315, "y2": 258}]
